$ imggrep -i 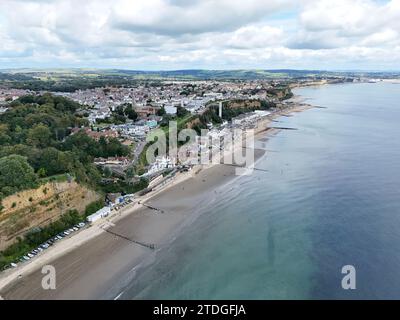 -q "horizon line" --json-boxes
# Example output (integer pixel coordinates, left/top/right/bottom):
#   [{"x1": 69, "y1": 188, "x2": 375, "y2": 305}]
[{"x1": 1, "y1": 67, "x2": 400, "y2": 73}]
